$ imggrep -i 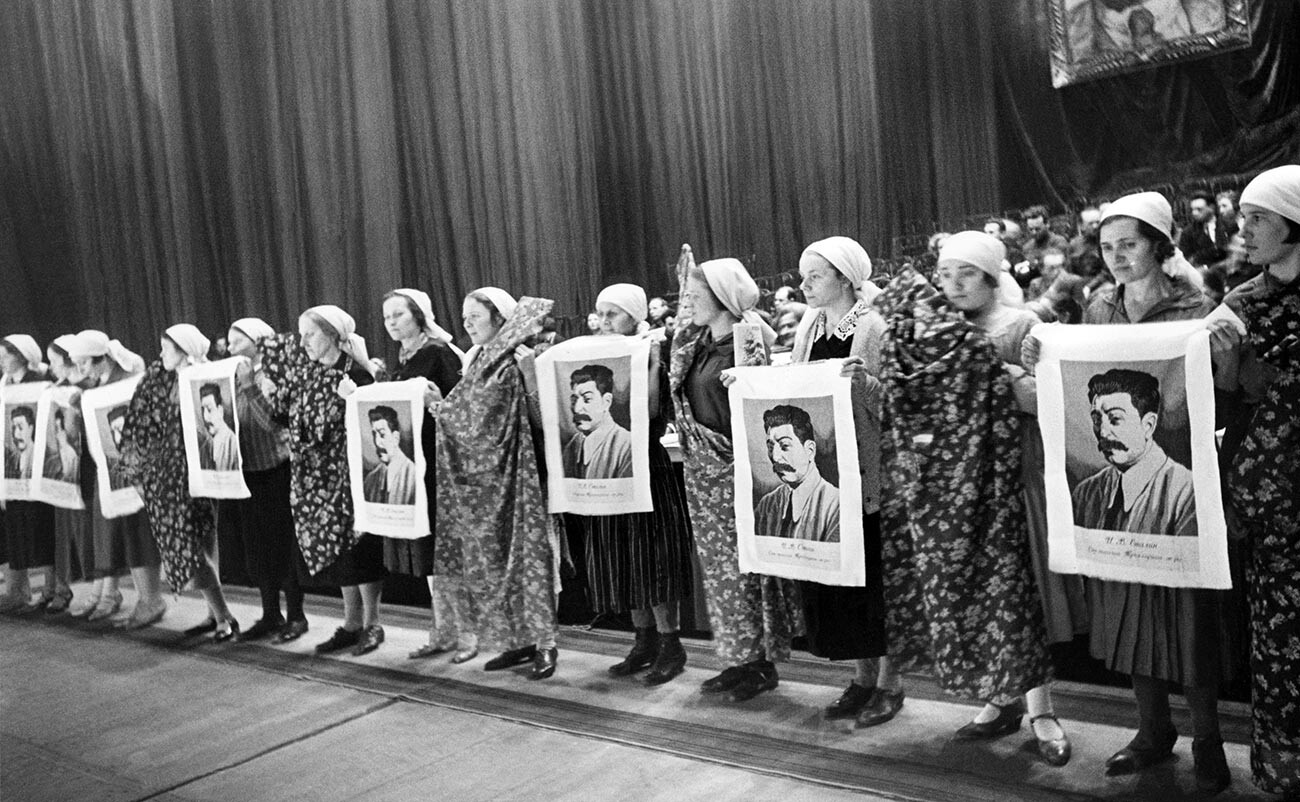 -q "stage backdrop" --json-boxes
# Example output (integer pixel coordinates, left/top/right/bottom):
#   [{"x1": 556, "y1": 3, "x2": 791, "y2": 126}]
[{"x1": 2, "y1": 0, "x2": 1297, "y2": 352}]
